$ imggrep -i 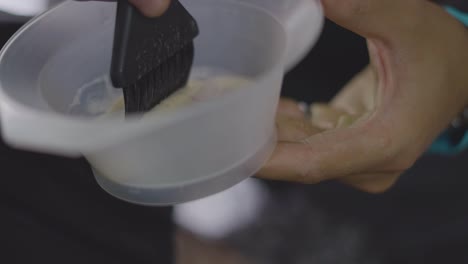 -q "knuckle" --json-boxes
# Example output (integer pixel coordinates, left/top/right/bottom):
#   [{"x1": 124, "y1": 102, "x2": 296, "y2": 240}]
[
  {"x1": 301, "y1": 171, "x2": 324, "y2": 184},
  {"x1": 362, "y1": 184, "x2": 392, "y2": 194},
  {"x1": 296, "y1": 154, "x2": 326, "y2": 184},
  {"x1": 391, "y1": 156, "x2": 417, "y2": 172},
  {"x1": 361, "y1": 176, "x2": 400, "y2": 194},
  {"x1": 294, "y1": 164, "x2": 320, "y2": 184}
]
